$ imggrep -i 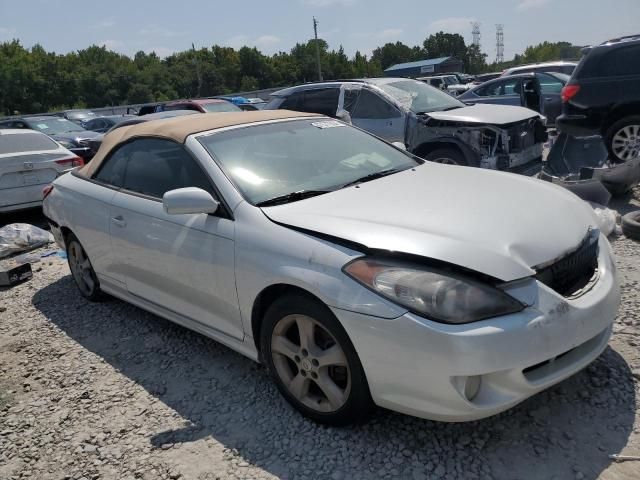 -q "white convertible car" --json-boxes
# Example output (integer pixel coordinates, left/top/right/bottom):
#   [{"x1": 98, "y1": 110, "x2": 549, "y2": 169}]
[{"x1": 43, "y1": 110, "x2": 620, "y2": 425}]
